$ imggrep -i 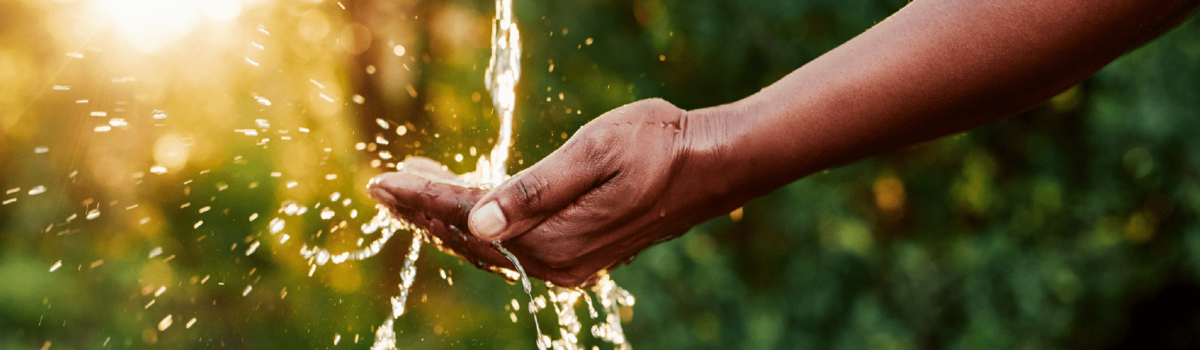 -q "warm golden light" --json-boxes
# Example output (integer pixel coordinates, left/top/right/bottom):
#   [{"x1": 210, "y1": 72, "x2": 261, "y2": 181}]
[
  {"x1": 89, "y1": 0, "x2": 244, "y2": 53},
  {"x1": 153, "y1": 133, "x2": 190, "y2": 171}
]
